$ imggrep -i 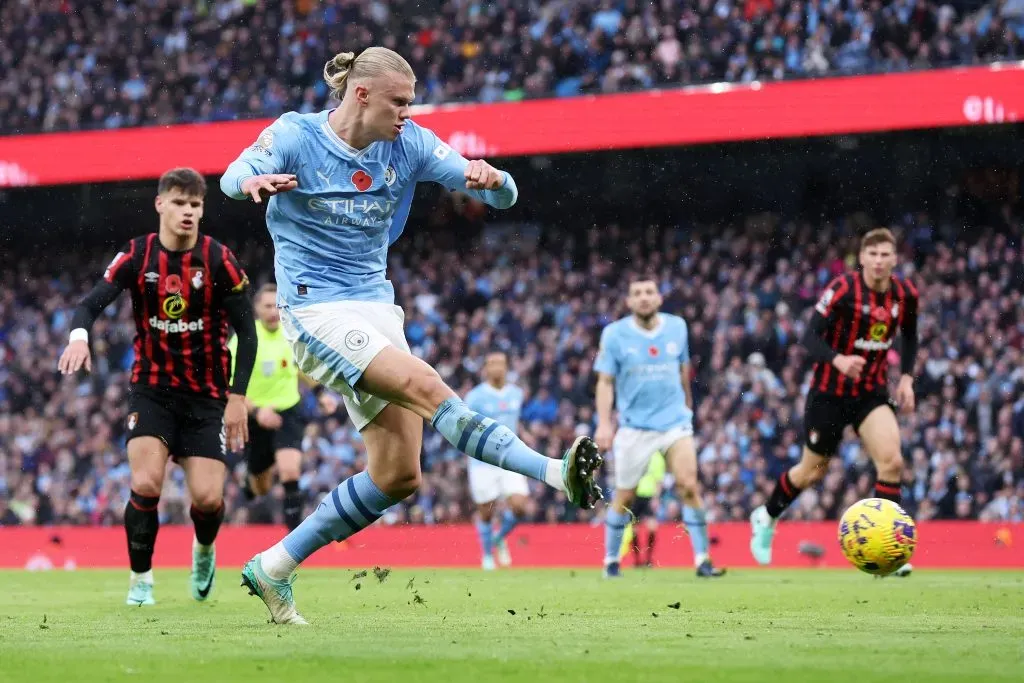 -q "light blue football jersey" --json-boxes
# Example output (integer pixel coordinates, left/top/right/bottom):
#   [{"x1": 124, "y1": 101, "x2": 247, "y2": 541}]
[
  {"x1": 594, "y1": 313, "x2": 692, "y2": 432},
  {"x1": 220, "y1": 111, "x2": 517, "y2": 308},
  {"x1": 464, "y1": 382, "x2": 524, "y2": 469}
]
